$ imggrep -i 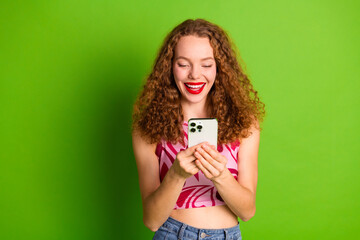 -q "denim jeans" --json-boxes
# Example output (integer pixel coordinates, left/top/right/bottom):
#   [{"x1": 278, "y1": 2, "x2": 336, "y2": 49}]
[{"x1": 152, "y1": 216, "x2": 242, "y2": 240}]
